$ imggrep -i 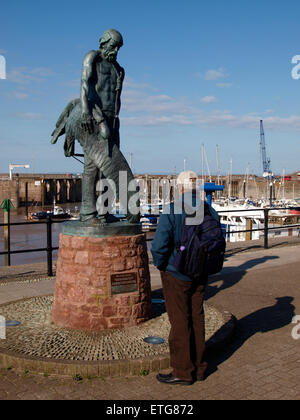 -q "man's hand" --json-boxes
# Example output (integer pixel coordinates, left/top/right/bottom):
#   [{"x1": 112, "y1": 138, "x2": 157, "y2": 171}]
[{"x1": 81, "y1": 113, "x2": 94, "y2": 134}]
